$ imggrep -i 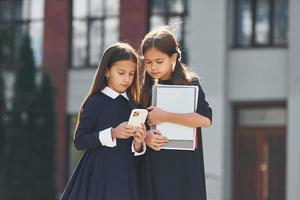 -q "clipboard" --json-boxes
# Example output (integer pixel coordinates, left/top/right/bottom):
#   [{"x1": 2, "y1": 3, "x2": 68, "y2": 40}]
[{"x1": 151, "y1": 84, "x2": 198, "y2": 150}]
